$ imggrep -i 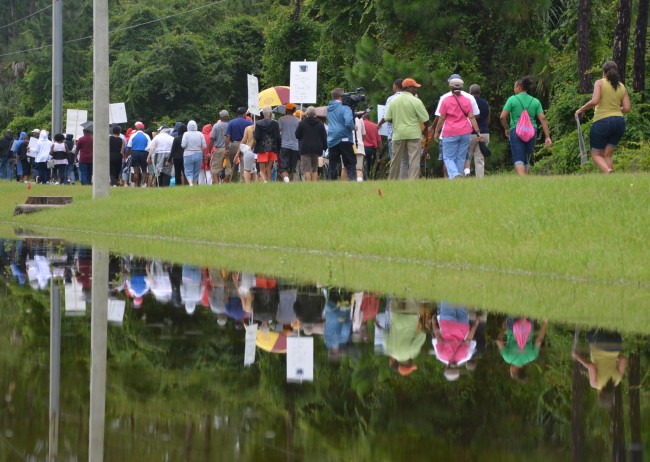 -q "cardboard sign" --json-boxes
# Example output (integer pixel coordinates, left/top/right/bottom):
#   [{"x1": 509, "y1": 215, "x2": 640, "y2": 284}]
[
  {"x1": 289, "y1": 61, "x2": 318, "y2": 104},
  {"x1": 109, "y1": 103, "x2": 128, "y2": 124},
  {"x1": 65, "y1": 109, "x2": 88, "y2": 140},
  {"x1": 247, "y1": 74, "x2": 260, "y2": 115},
  {"x1": 244, "y1": 324, "x2": 257, "y2": 366},
  {"x1": 377, "y1": 105, "x2": 388, "y2": 136},
  {"x1": 286, "y1": 336, "x2": 314, "y2": 383}
]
